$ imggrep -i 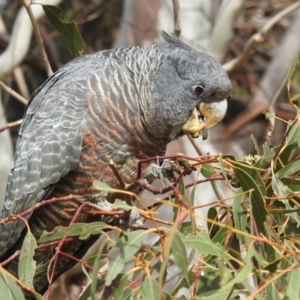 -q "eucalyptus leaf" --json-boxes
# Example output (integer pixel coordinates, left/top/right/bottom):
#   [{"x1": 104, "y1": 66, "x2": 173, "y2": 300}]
[
  {"x1": 230, "y1": 161, "x2": 267, "y2": 235},
  {"x1": 141, "y1": 278, "x2": 161, "y2": 300},
  {"x1": 106, "y1": 230, "x2": 147, "y2": 284},
  {"x1": 39, "y1": 222, "x2": 113, "y2": 243},
  {"x1": 42, "y1": 5, "x2": 86, "y2": 57},
  {"x1": 18, "y1": 230, "x2": 37, "y2": 289}
]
